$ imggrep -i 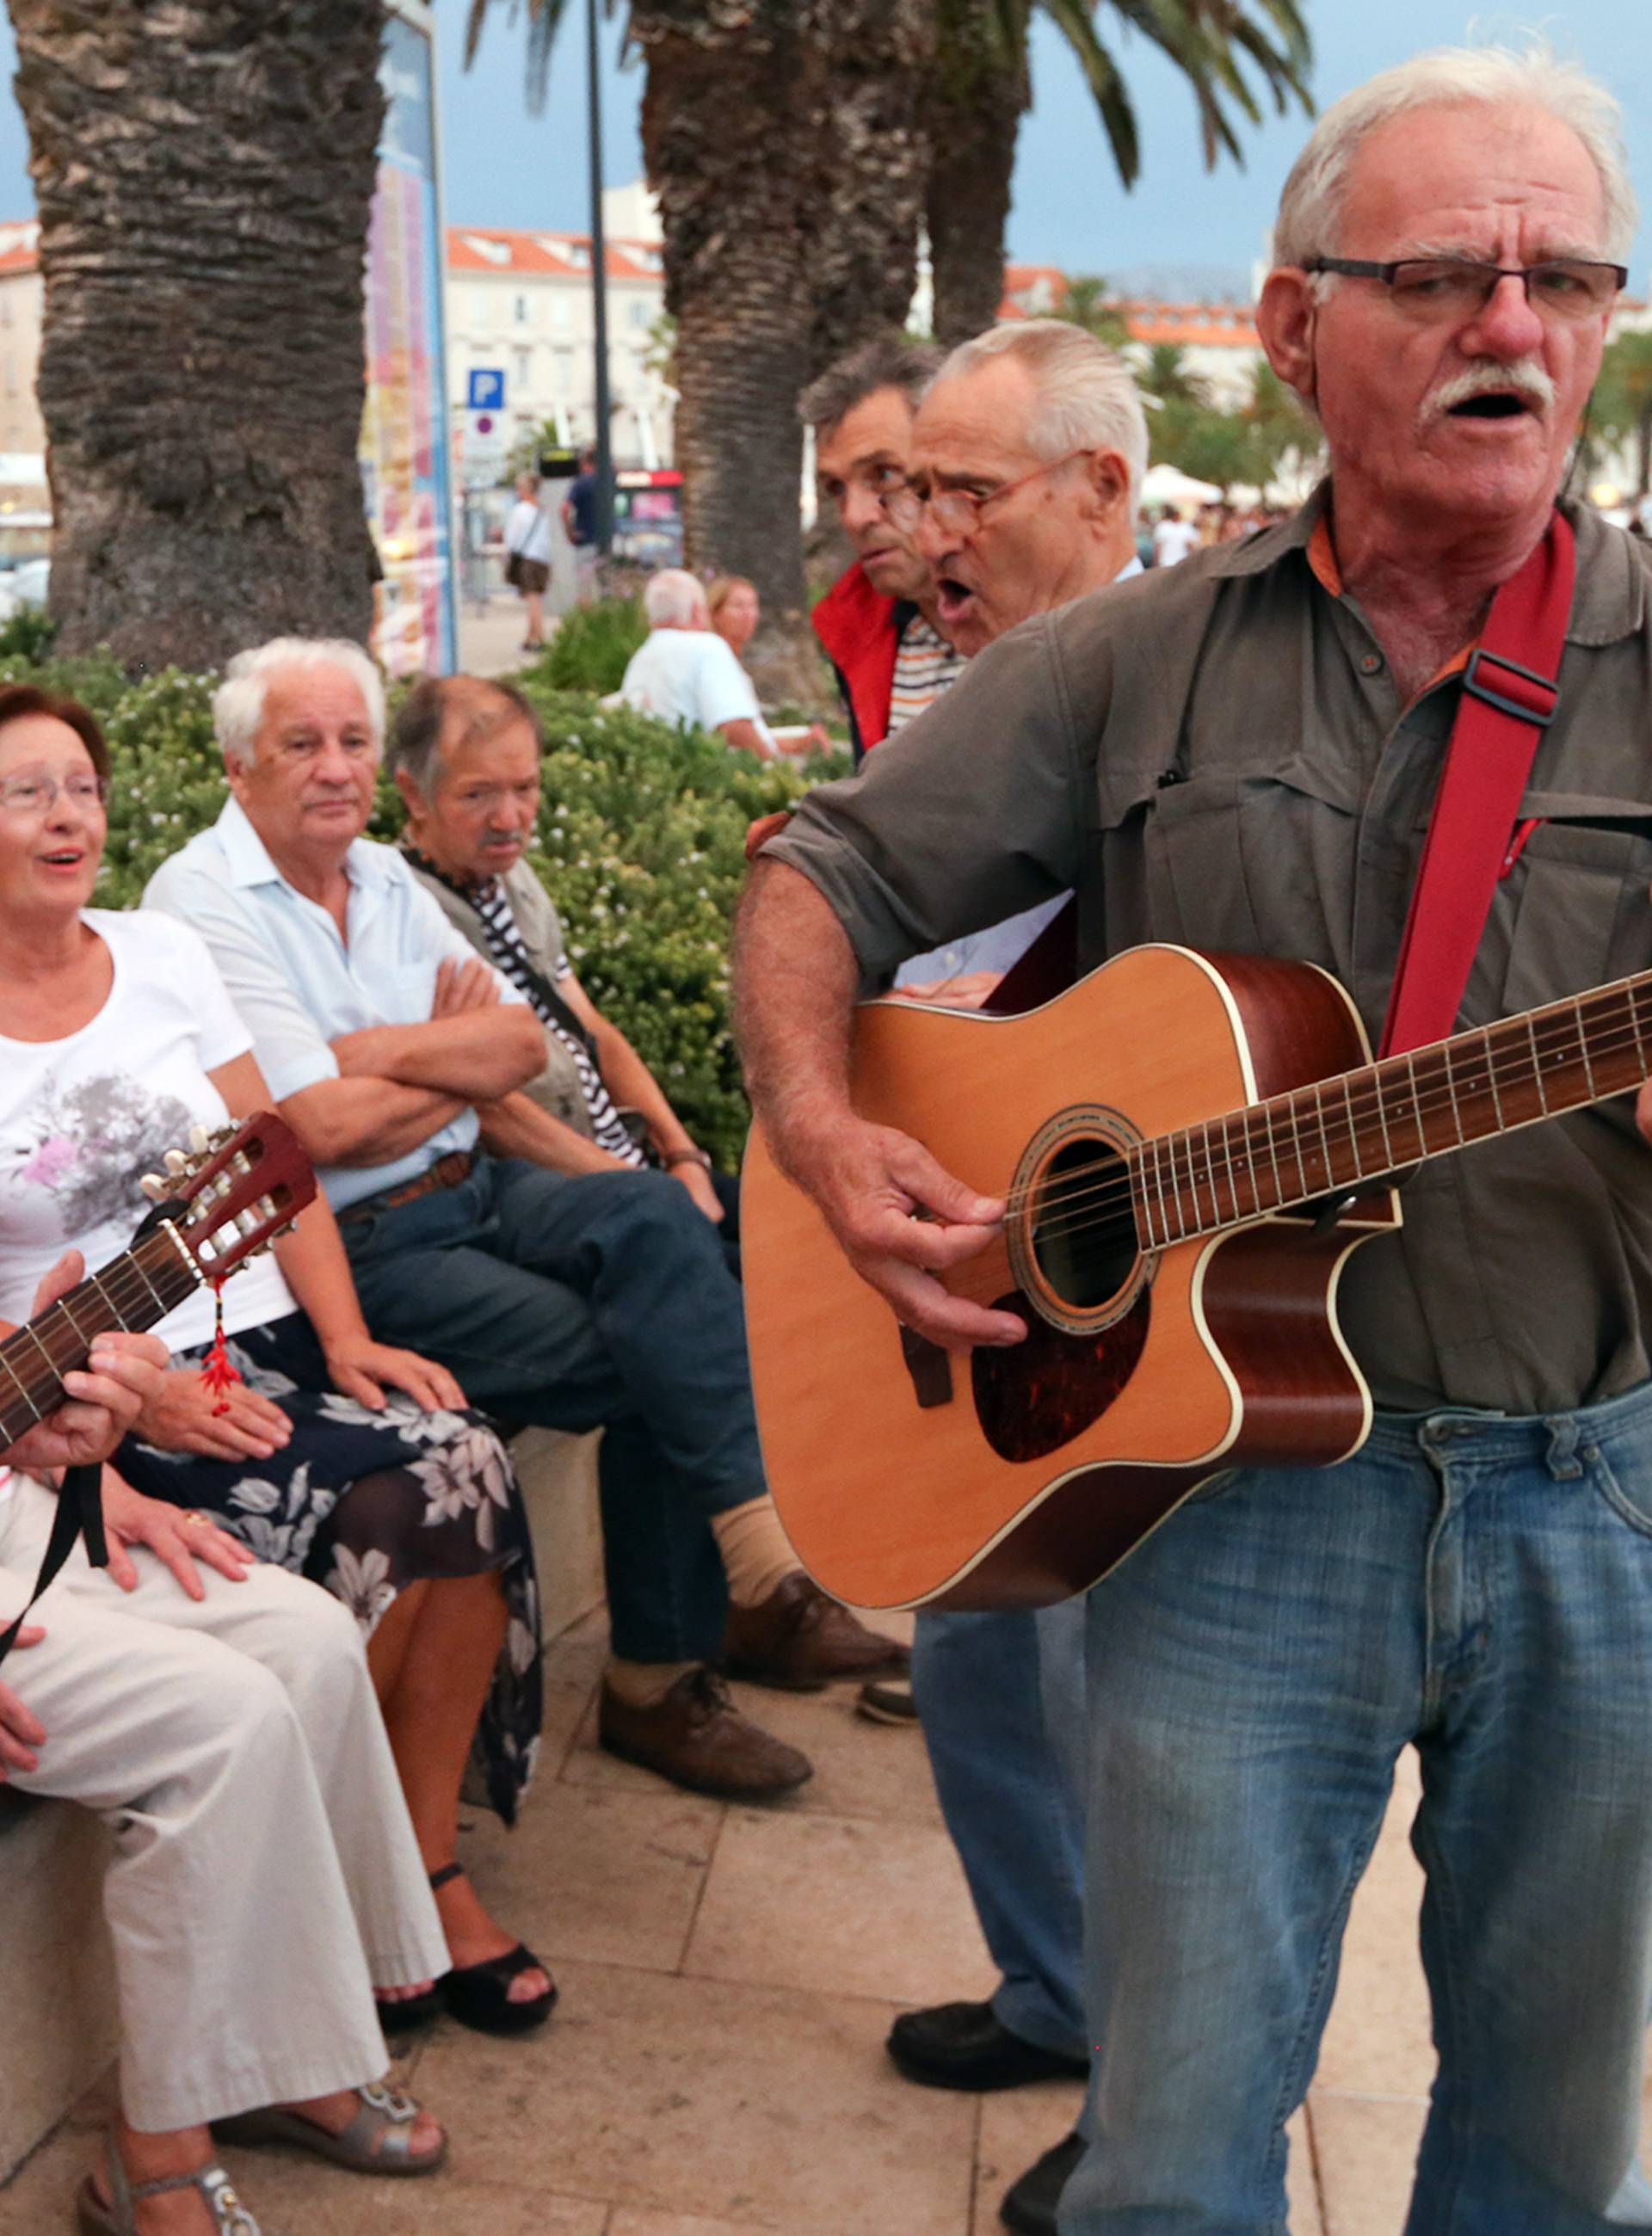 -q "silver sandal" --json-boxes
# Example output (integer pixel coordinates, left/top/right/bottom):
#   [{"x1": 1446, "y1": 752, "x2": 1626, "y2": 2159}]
[
  {"x1": 213, "y1": 2080, "x2": 446, "y2": 2177},
  {"x1": 77, "y1": 2140, "x2": 261, "y2": 2234}
]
